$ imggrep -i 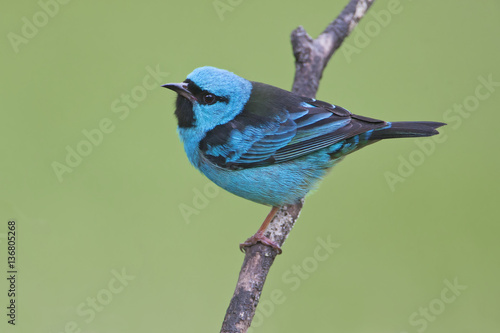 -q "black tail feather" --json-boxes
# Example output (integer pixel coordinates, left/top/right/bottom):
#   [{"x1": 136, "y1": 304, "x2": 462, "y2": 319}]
[{"x1": 369, "y1": 121, "x2": 446, "y2": 140}]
